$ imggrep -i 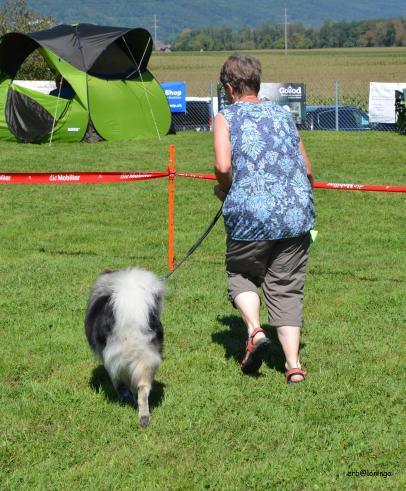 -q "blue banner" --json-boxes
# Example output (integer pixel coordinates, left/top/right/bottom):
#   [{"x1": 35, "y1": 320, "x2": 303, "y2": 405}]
[{"x1": 161, "y1": 82, "x2": 186, "y2": 113}]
